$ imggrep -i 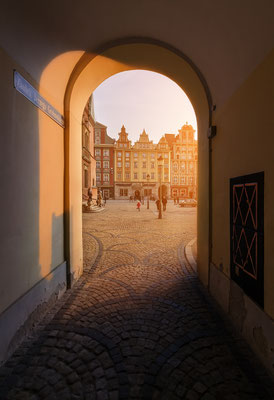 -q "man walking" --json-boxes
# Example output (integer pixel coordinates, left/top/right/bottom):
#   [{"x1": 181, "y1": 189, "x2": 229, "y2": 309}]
[{"x1": 162, "y1": 196, "x2": 167, "y2": 211}]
